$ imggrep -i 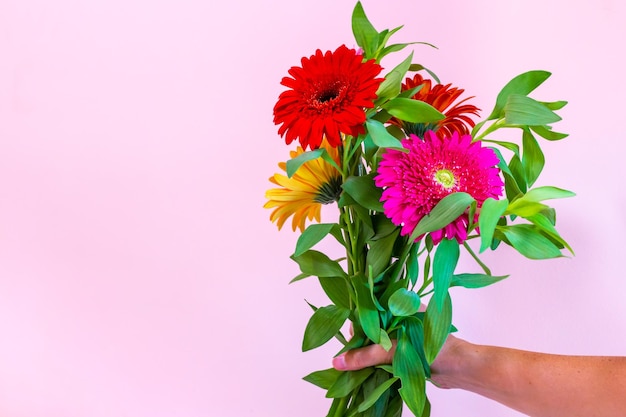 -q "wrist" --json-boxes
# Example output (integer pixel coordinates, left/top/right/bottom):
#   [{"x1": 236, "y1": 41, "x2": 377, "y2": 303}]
[{"x1": 429, "y1": 334, "x2": 473, "y2": 389}]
